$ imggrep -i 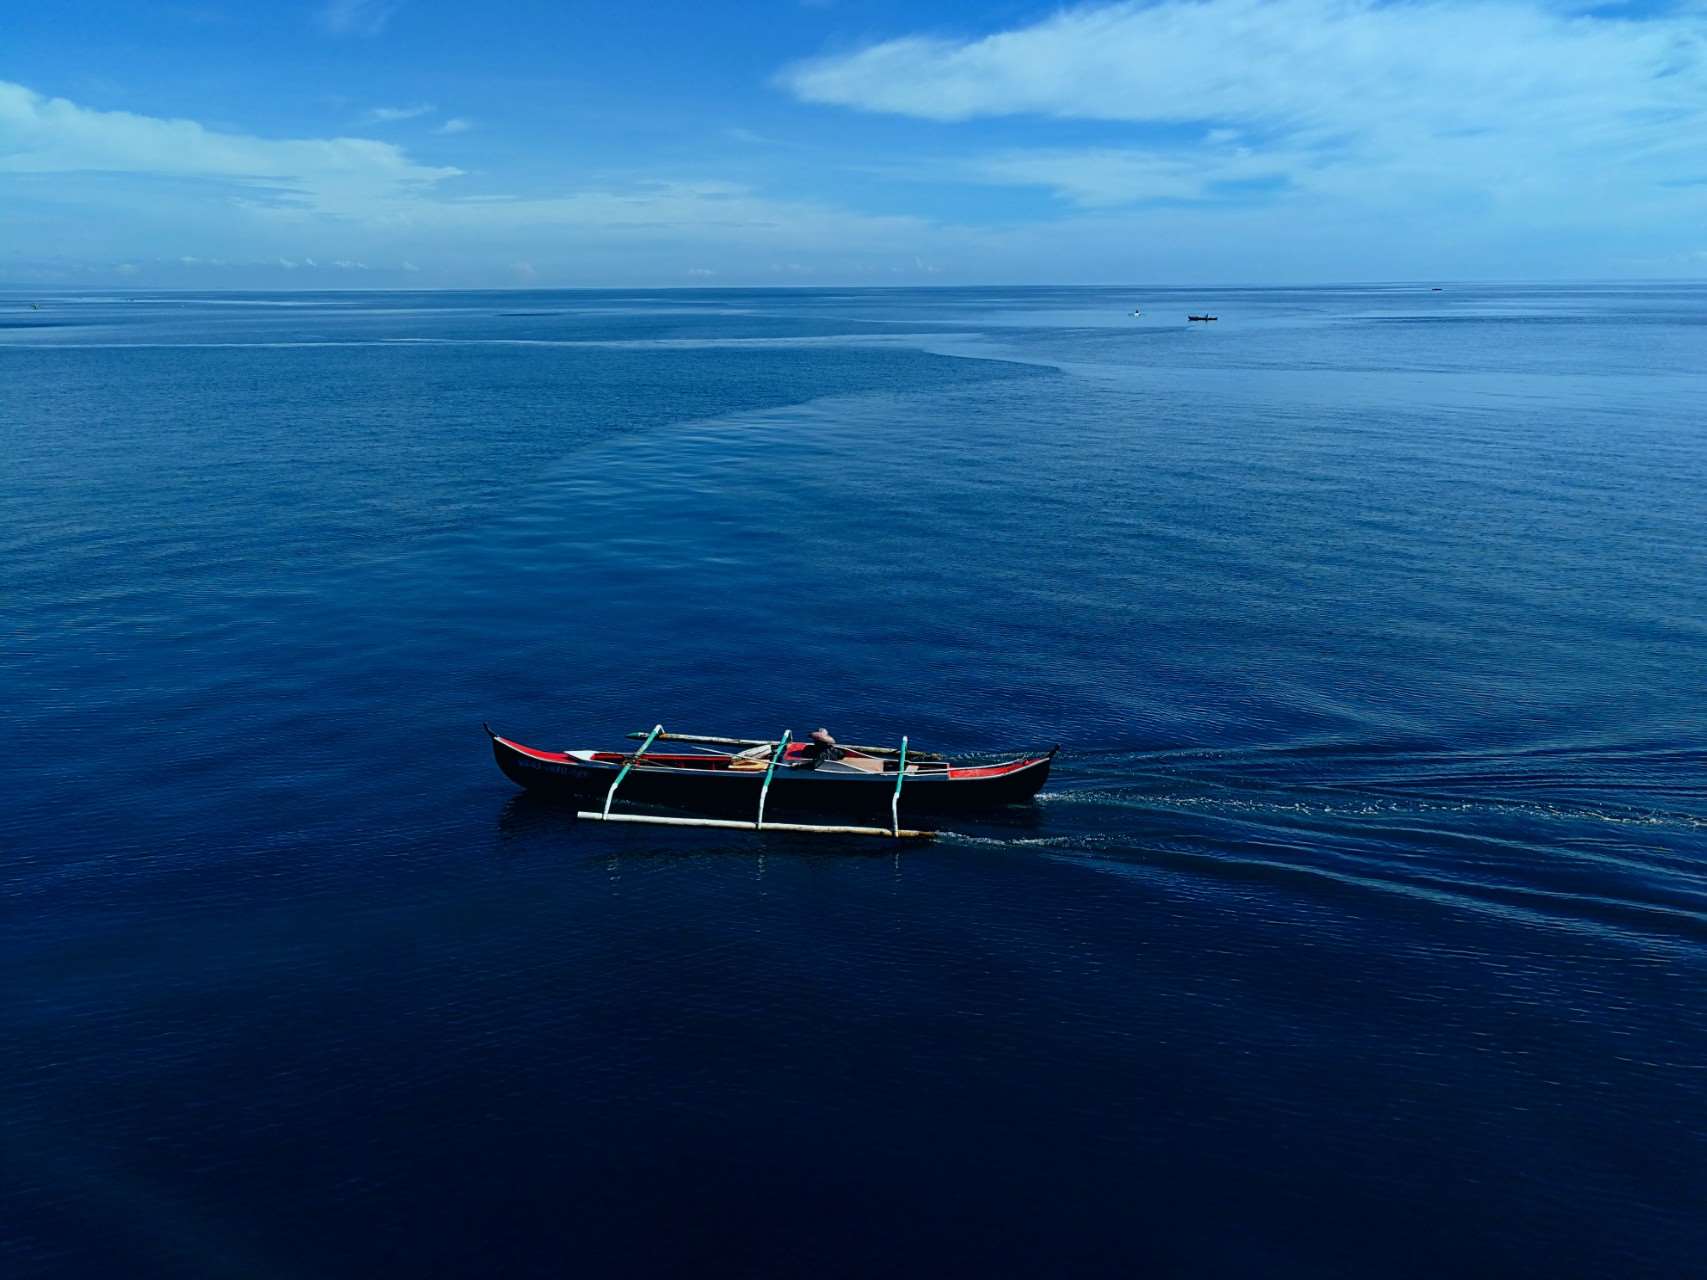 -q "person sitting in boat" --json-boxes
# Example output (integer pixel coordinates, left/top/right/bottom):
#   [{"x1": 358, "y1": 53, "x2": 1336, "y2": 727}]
[
  {"x1": 800, "y1": 730, "x2": 889, "y2": 773},
  {"x1": 801, "y1": 728, "x2": 845, "y2": 767}
]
